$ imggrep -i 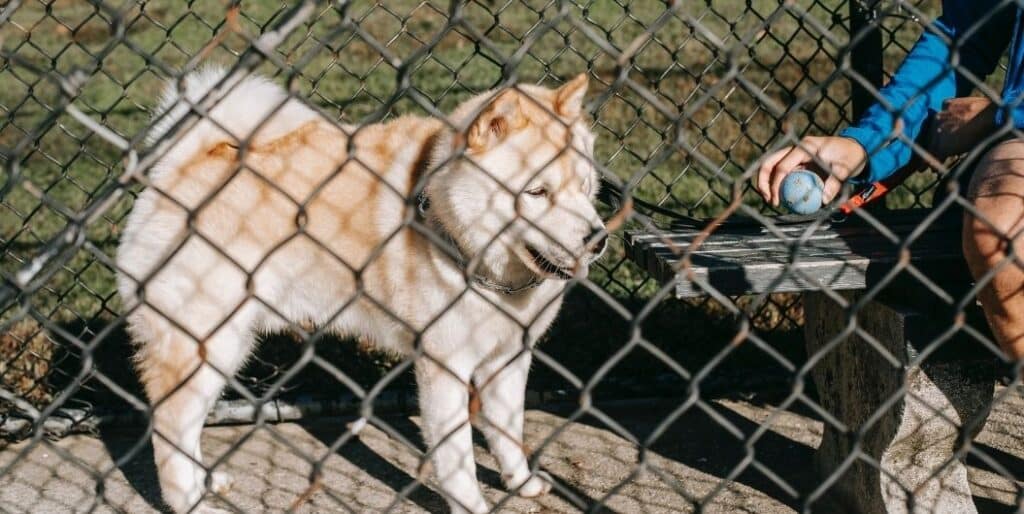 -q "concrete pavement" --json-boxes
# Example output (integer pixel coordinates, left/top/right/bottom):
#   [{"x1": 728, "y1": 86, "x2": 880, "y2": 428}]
[{"x1": 2, "y1": 390, "x2": 1022, "y2": 513}]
